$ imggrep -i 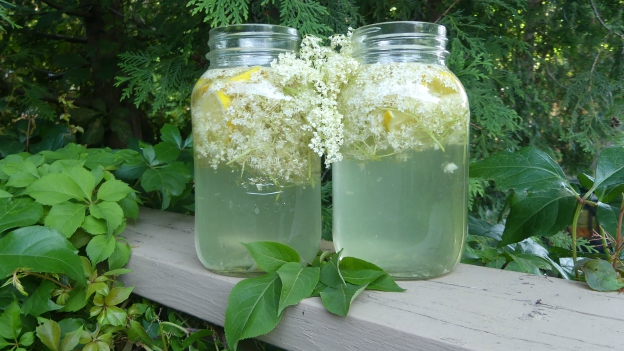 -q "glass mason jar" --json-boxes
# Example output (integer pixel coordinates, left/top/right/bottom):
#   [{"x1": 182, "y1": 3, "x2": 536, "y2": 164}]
[
  {"x1": 191, "y1": 24, "x2": 321, "y2": 276},
  {"x1": 333, "y1": 22, "x2": 469, "y2": 280}
]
